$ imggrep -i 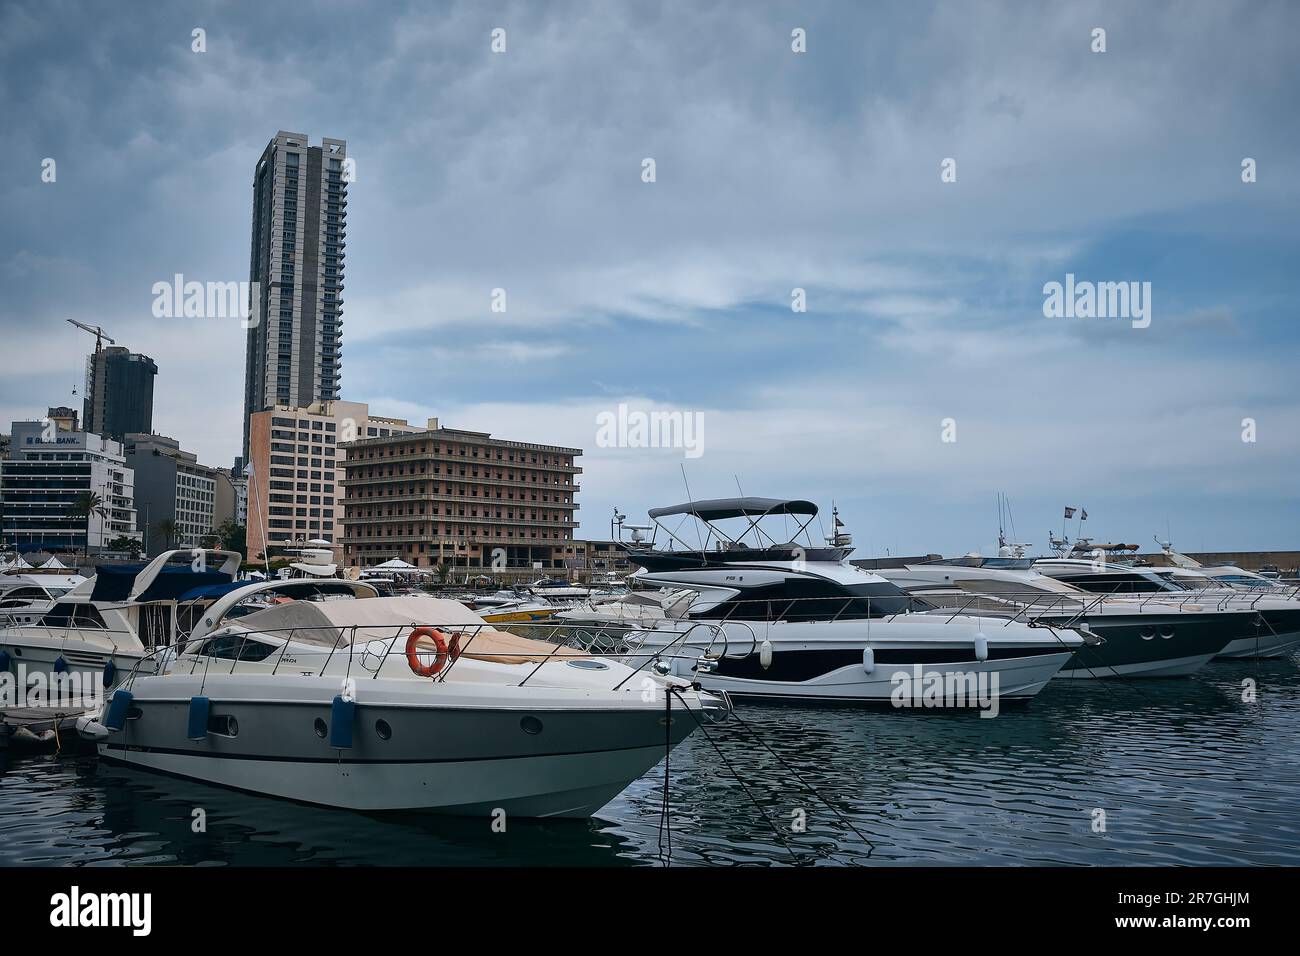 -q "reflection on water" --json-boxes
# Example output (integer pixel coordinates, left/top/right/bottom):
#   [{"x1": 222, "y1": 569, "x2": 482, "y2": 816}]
[{"x1": 2, "y1": 658, "x2": 1297, "y2": 866}]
